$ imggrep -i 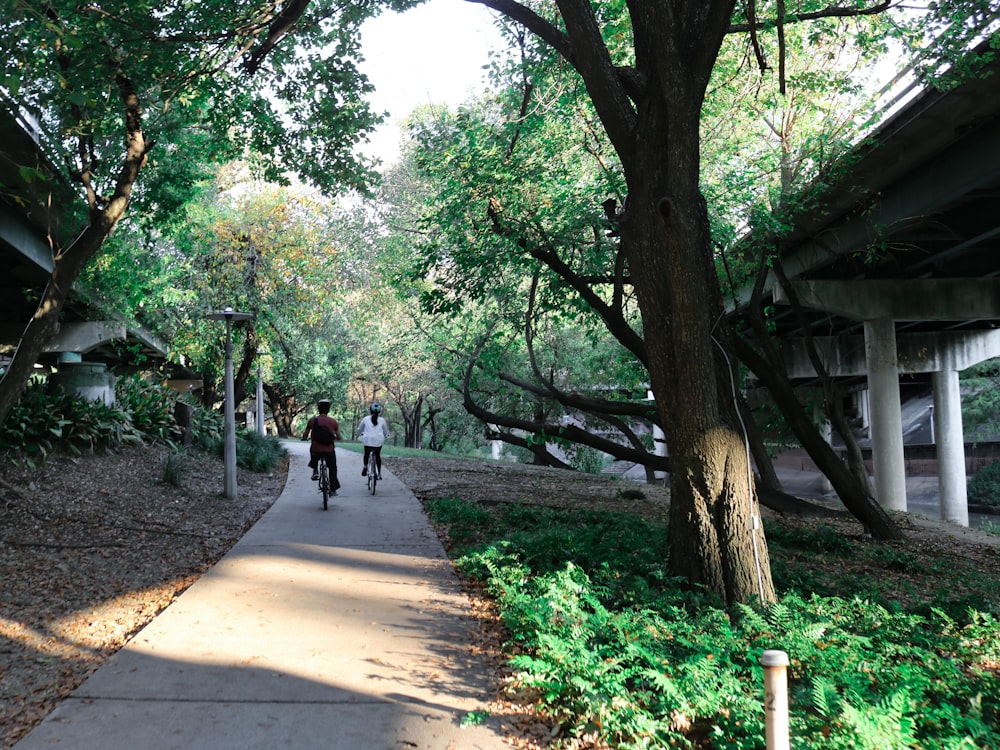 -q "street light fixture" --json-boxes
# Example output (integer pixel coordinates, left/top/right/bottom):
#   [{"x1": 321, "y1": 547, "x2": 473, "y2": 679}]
[{"x1": 205, "y1": 306, "x2": 252, "y2": 500}]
